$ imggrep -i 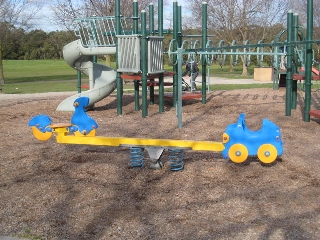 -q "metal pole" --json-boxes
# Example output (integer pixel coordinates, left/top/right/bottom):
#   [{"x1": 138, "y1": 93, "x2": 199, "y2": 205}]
[
  {"x1": 173, "y1": 0, "x2": 178, "y2": 106},
  {"x1": 149, "y1": 4, "x2": 155, "y2": 105},
  {"x1": 201, "y1": 2, "x2": 207, "y2": 104},
  {"x1": 133, "y1": 0, "x2": 139, "y2": 33},
  {"x1": 178, "y1": 5, "x2": 182, "y2": 47},
  {"x1": 141, "y1": 10, "x2": 148, "y2": 117},
  {"x1": 304, "y1": 0, "x2": 313, "y2": 122},
  {"x1": 133, "y1": 0, "x2": 140, "y2": 111},
  {"x1": 149, "y1": 4, "x2": 154, "y2": 36},
  {"x1": 115, "y1": 0, "x2": 123, "y2": 115},
  {"x1": 273, "y1": 45, "x2": 280, "y2": 89},
  {"x1": 292, "y1": 13, "x2": 299, "y2": 109},
  {"x1": 158, "y1": 0, "x2": 165, "y2": 113},
  {"x1": 285, "y1": 10, "x2": 293, "y2": 116},
  {"x1": 77, "y1": 70, "x2": 82, "y2": 93},
  {"x1": 177, "y1": 48, "x2": 183, "y2": 128}
]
